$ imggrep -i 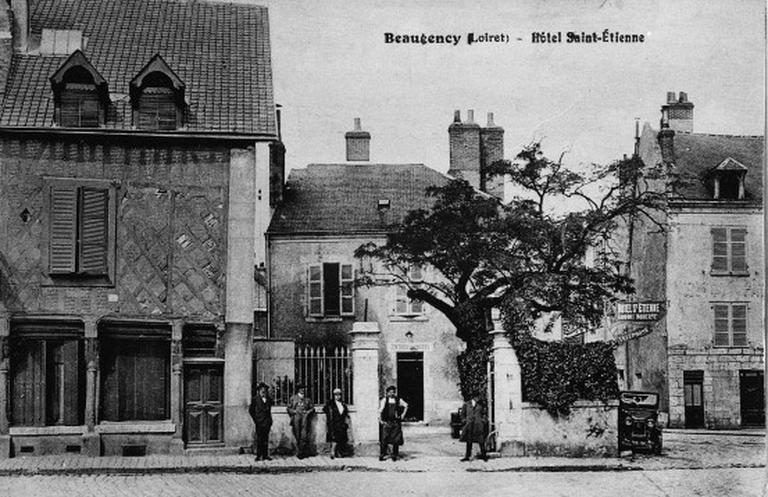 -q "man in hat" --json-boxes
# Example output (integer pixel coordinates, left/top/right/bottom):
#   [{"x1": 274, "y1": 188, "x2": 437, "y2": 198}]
[
  {"x1": 250, "y1": 382, "x2": 273, "y2": 461},
  {"x1": 287, "y1": 384, "x2": 314, "y2": 458},
  {"x1": 459, "y1": 392, "x2": 488, "y2": 462},
  {"x1": 379, "y1": 385, "x2": 408, "y2": 461},
  {"x1": 323, "y1": 388, "x2": 350, "y2": 458}
]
